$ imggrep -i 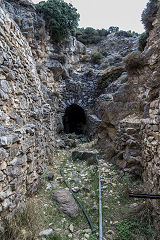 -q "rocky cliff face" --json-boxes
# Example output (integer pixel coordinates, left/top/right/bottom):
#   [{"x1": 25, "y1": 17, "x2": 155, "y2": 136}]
[{"x1": 96, "y1": 1, "x2": 160, "y2": 214}]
